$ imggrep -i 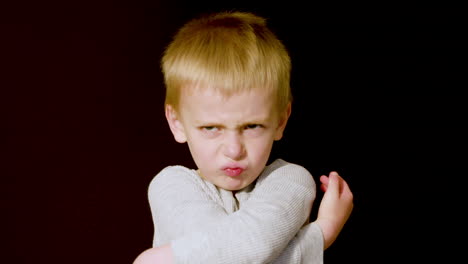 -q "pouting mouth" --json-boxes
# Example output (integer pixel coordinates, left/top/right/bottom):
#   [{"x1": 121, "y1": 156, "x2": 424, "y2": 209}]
[{"x1": 223, "y1": 167, "x2": 244, "y2": 177}]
